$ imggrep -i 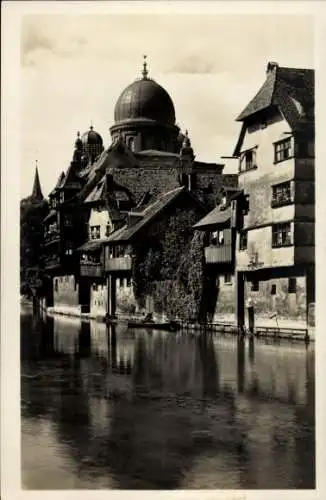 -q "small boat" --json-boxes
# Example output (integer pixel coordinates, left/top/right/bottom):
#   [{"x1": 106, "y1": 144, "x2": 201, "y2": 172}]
[
  {"x1": 127, "y1": 320, "x2": 180, "y2": 332},
  {"x1": 105, "y1": 314, "x2": 118, "y2": 324}
]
